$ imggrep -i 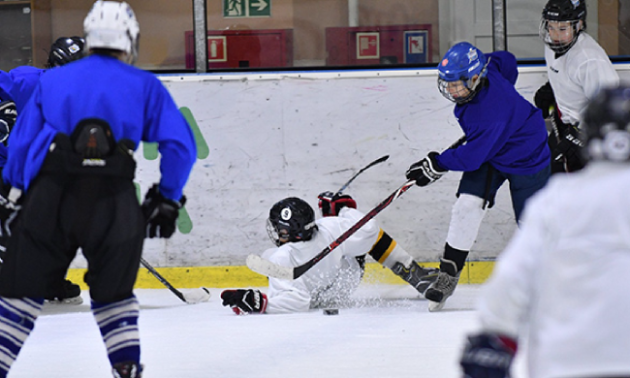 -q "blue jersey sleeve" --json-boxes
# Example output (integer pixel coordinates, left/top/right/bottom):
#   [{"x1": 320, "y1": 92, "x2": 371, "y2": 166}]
[
  {"x1": 141, "y1": 77, "x2": 197, "y2": 201},
  {"x1": 3, "y1": 85, "x2": 50, "y2": 190},
  {"x1": 0, "y1": 67, "x2": 44, "y2": 111},
  {"x1": 486, "y1": 51, "x2": 518, "y2": 86}
]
